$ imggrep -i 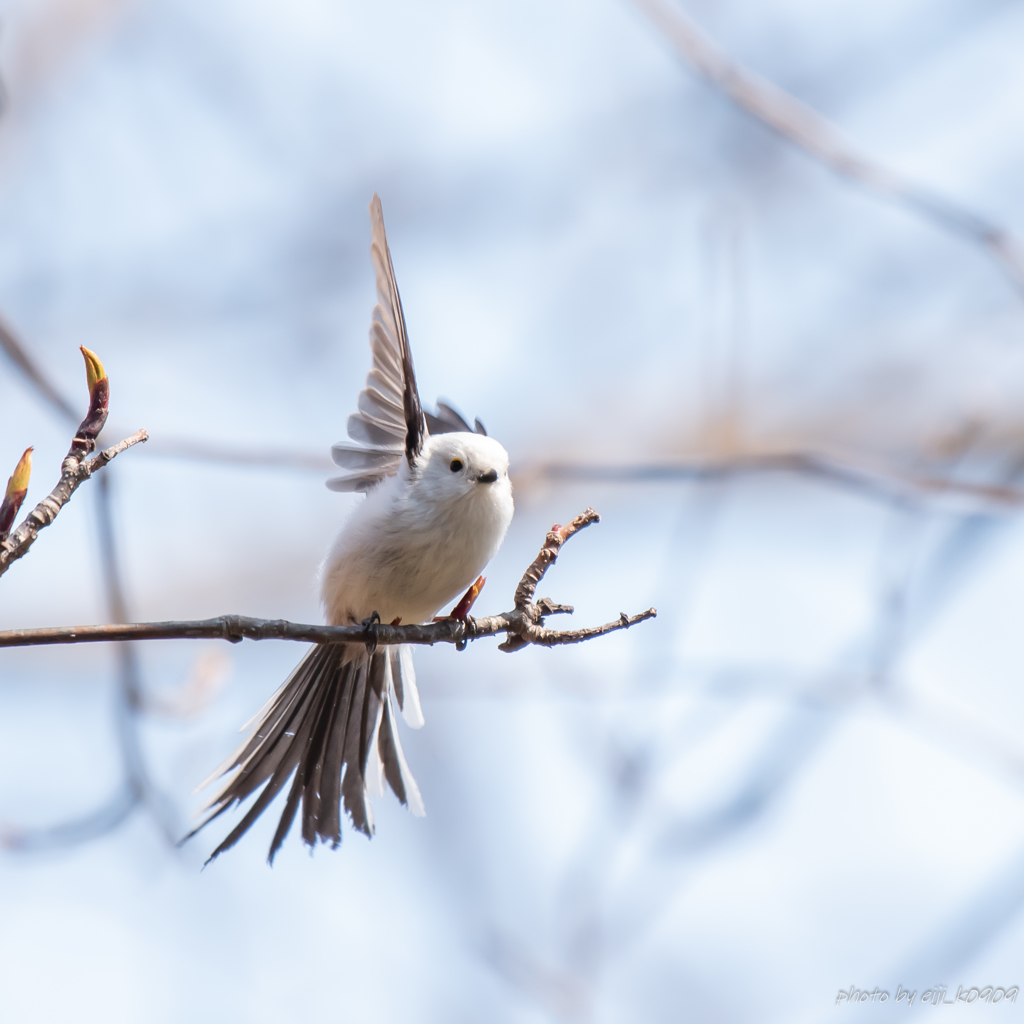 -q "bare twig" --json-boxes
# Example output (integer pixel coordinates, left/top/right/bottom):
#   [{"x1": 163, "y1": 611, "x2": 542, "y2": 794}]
[
  {"x1": 514, "y1": 509, "x2": 601, "y2": 609},
  {"x1": 630, "y1": 0, "x2": 1024, "y2": 293},
  {"x1": 0, "y1": 509, "x2": 656, "y2": 651}
]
